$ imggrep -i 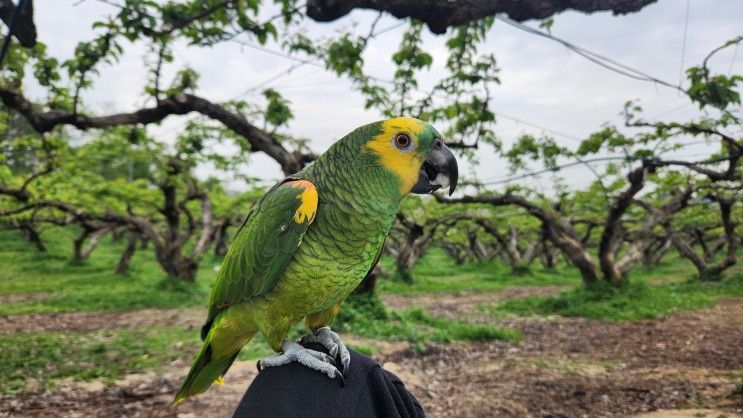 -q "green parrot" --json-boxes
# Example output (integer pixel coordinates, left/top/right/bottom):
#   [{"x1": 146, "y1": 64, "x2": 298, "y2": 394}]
[{"x1": 174, "y1": 116, "x2": 458, "y2": 403}]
